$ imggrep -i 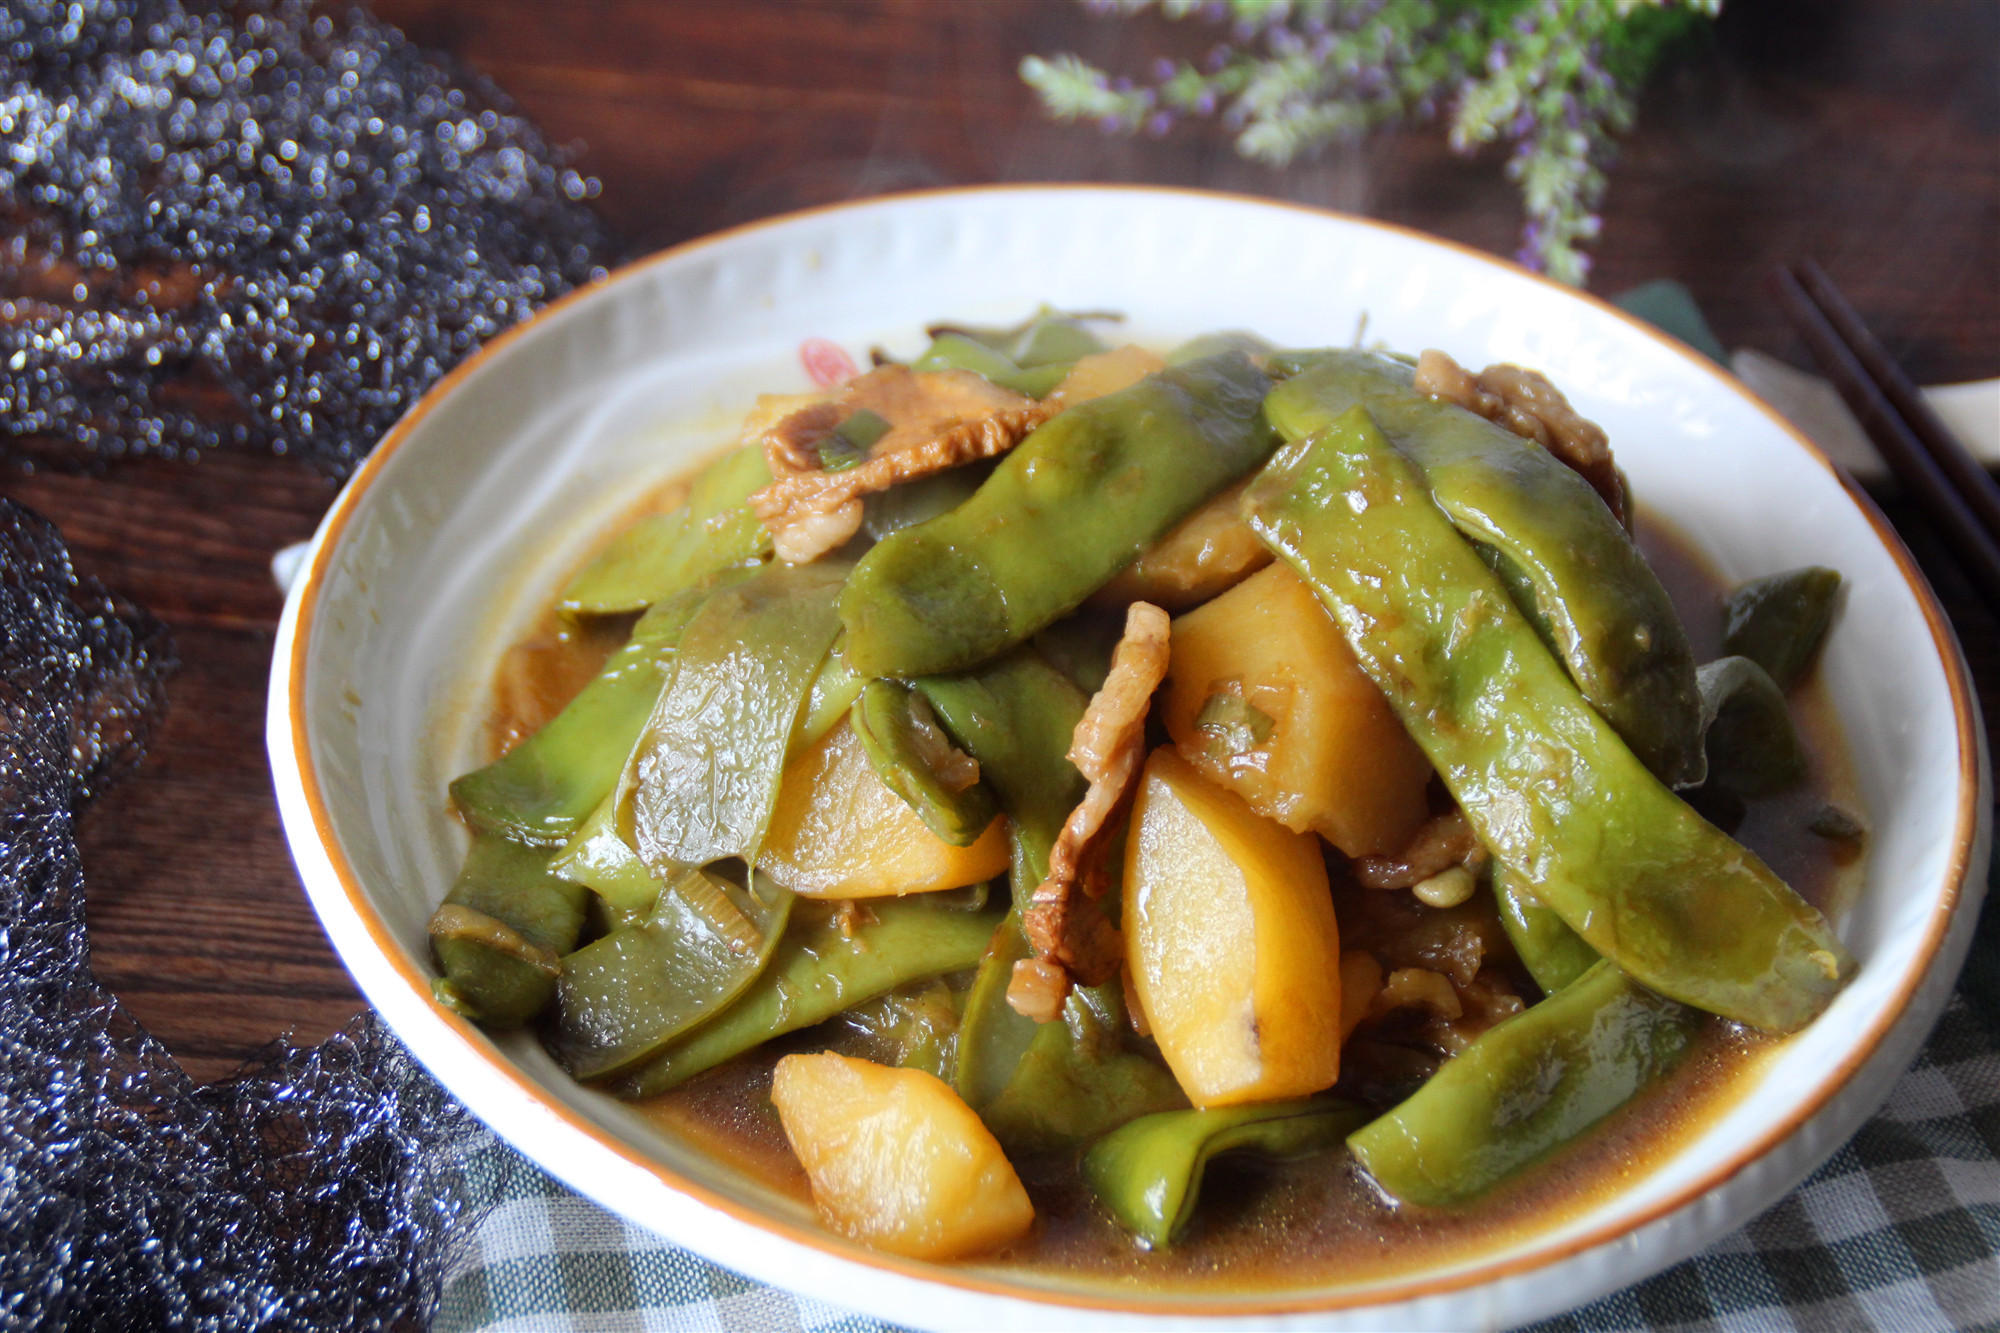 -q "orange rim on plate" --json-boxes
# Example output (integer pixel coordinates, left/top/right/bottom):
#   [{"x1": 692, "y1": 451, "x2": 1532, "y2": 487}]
[{"x1": 282, "y1": 185, "x2": 1984, "y2": 1317}]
